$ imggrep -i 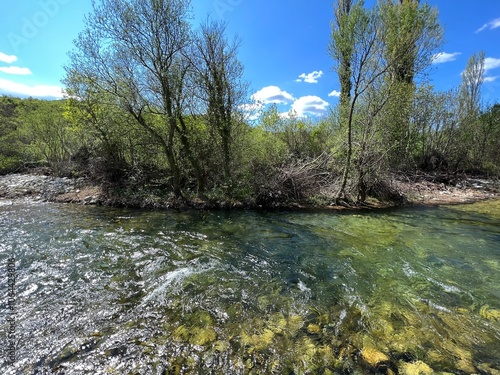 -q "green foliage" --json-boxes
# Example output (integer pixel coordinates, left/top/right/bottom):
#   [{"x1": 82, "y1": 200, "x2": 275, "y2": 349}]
[
  {"x1": 17, "y1": 99, "x2": 82, "y2": 175},
  {"x1": 0, "y1": 96, "x2": 78, "y2": 174},
  {"x1": 0, "y1": 2, "x2": 498, "y2": 206},
  {"x1": 0, "y1": 97, "x2": 26, "y2": 173}
]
